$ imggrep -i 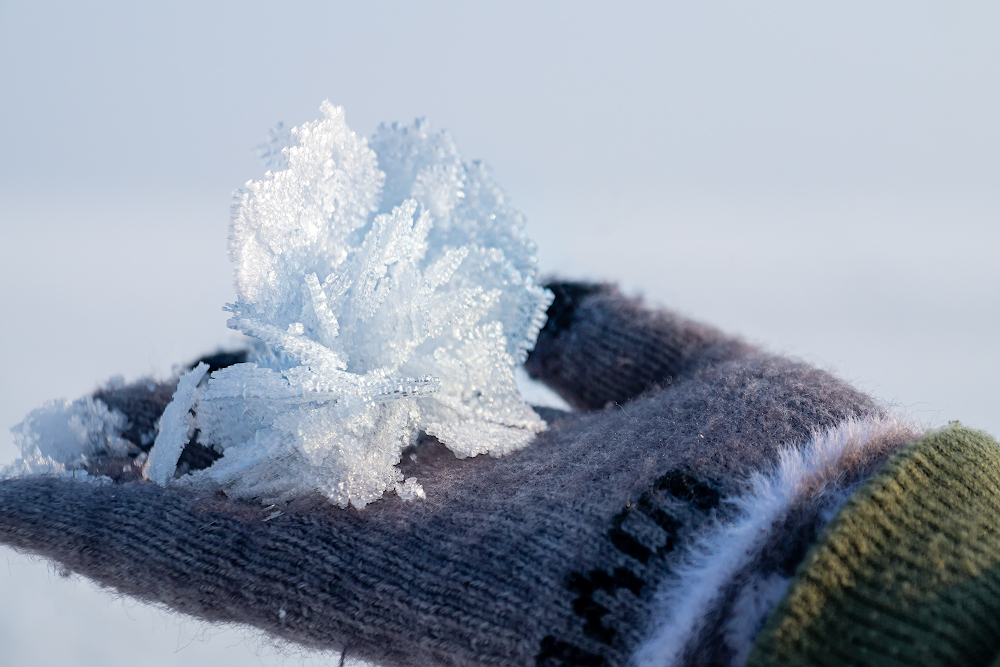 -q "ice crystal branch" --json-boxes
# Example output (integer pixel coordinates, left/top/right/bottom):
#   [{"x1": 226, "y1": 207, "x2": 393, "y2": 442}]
[{"x1": 143, "y1": 363, "x2": 209, "y2": 485}]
